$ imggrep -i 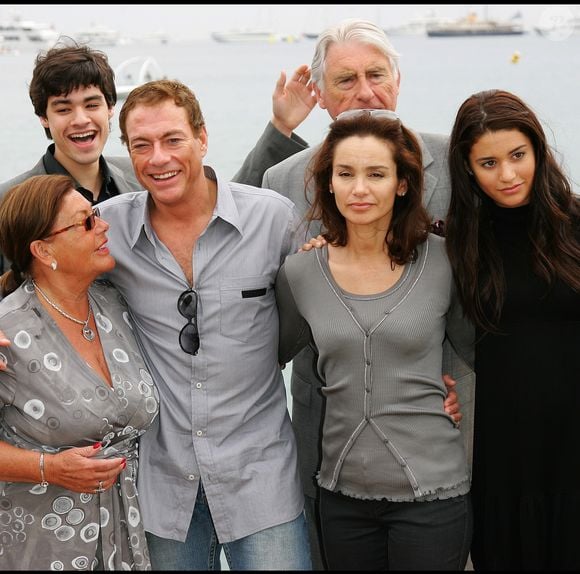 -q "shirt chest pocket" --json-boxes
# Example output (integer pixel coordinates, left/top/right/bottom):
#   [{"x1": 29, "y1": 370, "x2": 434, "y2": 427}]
[{"x1": 219, "y1": 276, "x2": 273, "y2": 343}]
